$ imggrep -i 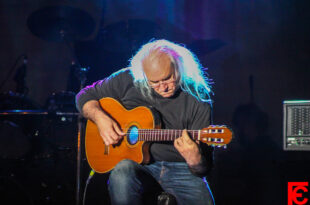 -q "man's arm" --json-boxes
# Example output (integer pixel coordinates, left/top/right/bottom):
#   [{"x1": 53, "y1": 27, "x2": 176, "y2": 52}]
[
  {"x1": 82, "y1": 100, "x2": 125, "y2": 146},
  {"x1": 174, "y1": 130, "x2": 201, "y2": 166},
  {"x1": 174, "y1": 101, "x2": 213, "y2": 177},
  {"x1": 174, "y1": 130, "x2": 210, "y2": 177},
  {"x1": 76, "y1": 69, "x2": 130, "y2": 145}
]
